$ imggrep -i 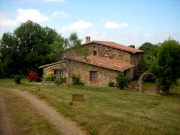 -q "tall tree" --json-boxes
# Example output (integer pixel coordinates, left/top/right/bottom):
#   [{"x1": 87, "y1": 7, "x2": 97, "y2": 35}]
[
  {"x1": 139, "y1": 42, "x2": 154, "y2": 53},
  {"x1": 151, "y1": 38, "x2": 180, "y2": 94},
  {"x1": 0, "y1": 20, "x2": 59, "y2": 77},
  {"x1": 0, "y1": 32, "x2": 19, "y2": 77},
  {"x1": 48, "y1": 35, "x2": 64, "y2": 61}
]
